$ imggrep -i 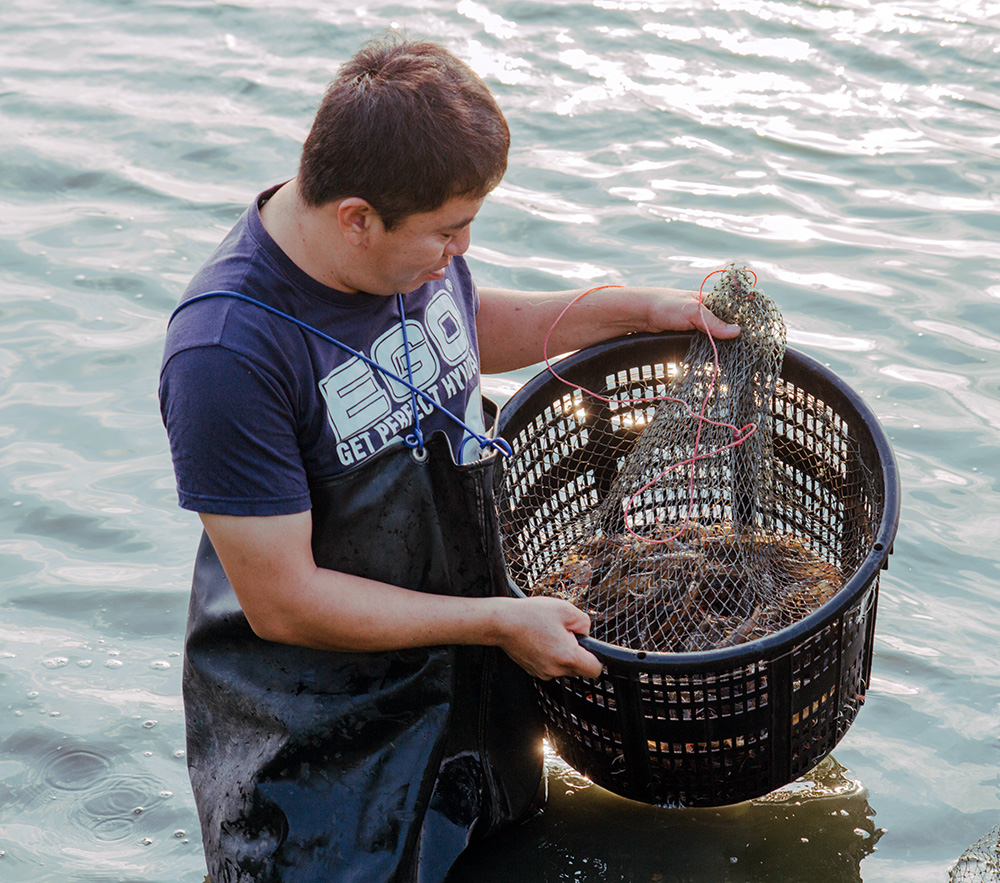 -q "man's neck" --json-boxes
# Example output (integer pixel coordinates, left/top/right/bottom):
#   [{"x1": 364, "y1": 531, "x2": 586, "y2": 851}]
[{"x1": 259, "y1": 181, "x2": 359, "y2": 293}]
